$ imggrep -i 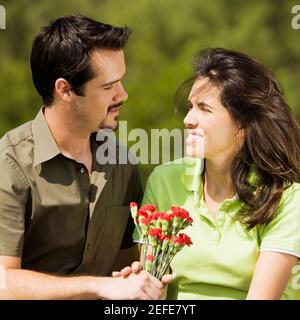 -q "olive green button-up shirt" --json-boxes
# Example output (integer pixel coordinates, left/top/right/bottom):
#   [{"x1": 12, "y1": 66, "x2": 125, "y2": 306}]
[{"x1": 0, "y1": 108, "x2": 142, "y2": 276}]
